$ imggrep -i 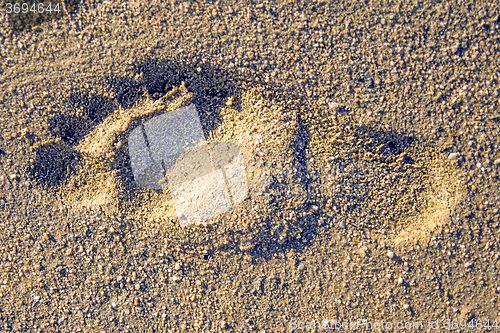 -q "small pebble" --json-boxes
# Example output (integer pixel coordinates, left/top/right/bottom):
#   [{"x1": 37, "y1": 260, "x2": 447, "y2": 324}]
[
  {"x1": 328, "y1": 101, "x2": 339, "y2": 109},
  {"x1": 397, "y1": 277, "x2": 404, "y2": 285},
  {"x1": 448, "y1": 152, "x2": 459, "y2": 160},
  {"x1": 387, "y1": 250, "x2": 394, "y2": 258},
  {"x1": 403, "y1": 303, "x2": 410, "y2": 310}
]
